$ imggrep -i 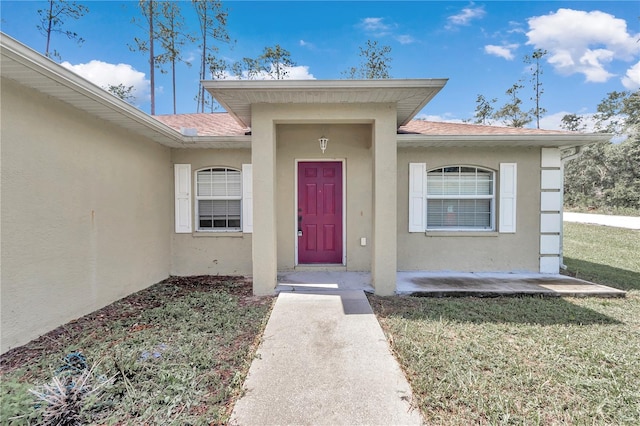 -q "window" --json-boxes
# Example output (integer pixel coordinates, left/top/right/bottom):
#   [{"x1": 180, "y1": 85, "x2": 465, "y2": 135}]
[
  {"x1": 196, "y1": 168, "x2": 241, "y2": 231},
  {"x1": 426, "y1": 166, "x2": 495, "y2": 230}
]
